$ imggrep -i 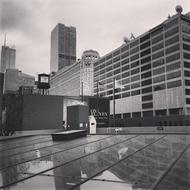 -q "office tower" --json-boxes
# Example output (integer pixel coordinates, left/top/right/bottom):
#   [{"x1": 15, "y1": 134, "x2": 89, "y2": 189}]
[
  {"x1": 0, "y1": 45, "x2": 16, "y2": 73},
  {"x1": 50, "y1": 50, "x2": 99, "y2": 96},
  {"x1": 50, "y1": 23, "x2": 76, "y2": 73},
  {"x1": 4, "y1": 69, "x2": 35, "y2": 94},
  {"x1": 93, "y1": 6, "x2": 190, "y2": 126}
]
